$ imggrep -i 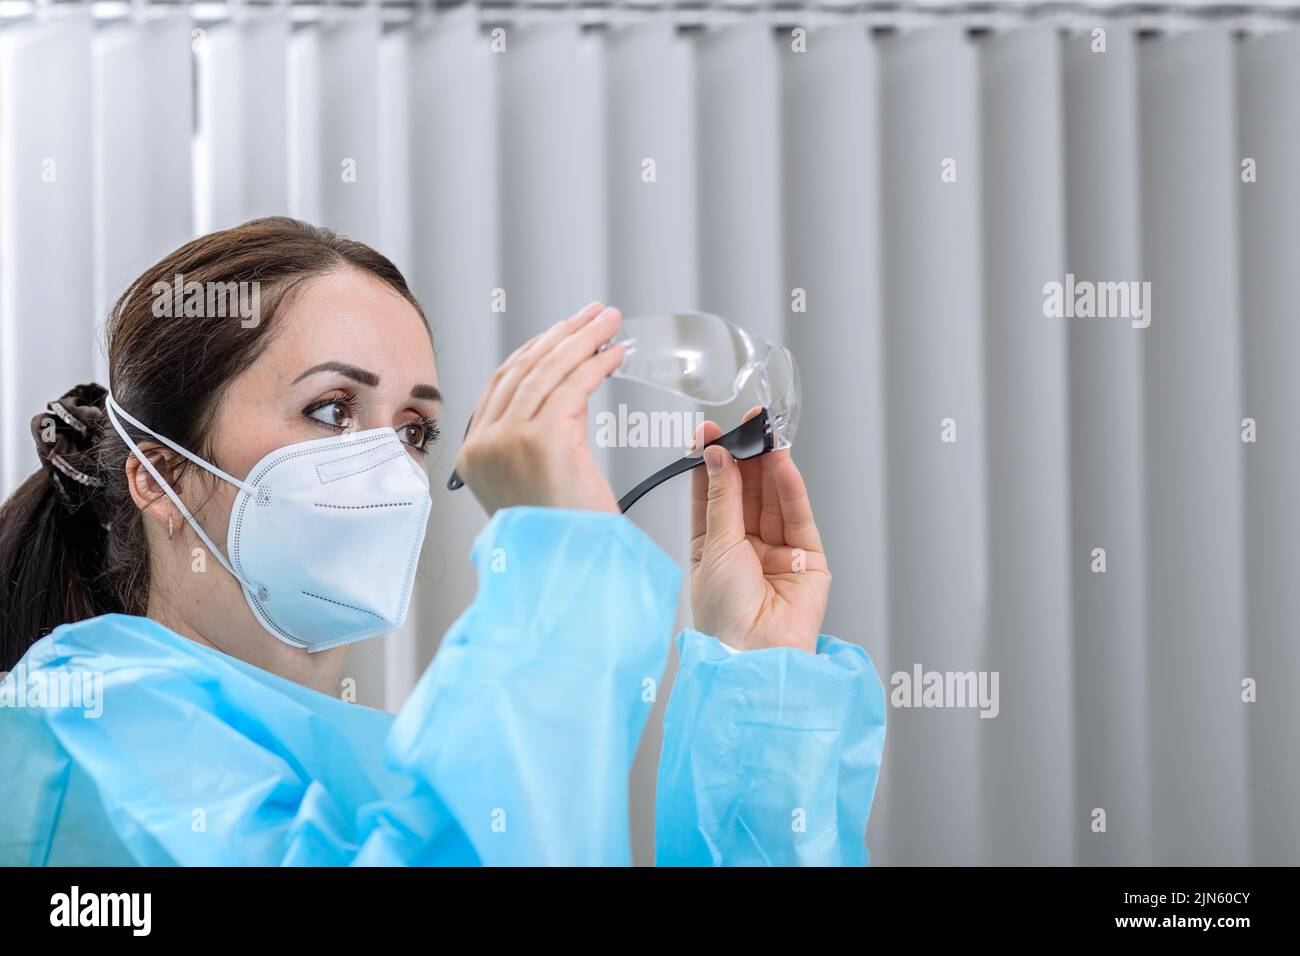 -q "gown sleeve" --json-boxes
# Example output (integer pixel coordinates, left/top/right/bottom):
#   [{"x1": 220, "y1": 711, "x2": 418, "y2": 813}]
[
  {"x1": 653, "y1": 629, "x2": 887, "y2": 866},
  {"x1": 0, "y1": 507, "x2": 681, "y2": 867},
  {"x1": 376, "y1": 507, "x2": 681, "y2": 865}
]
